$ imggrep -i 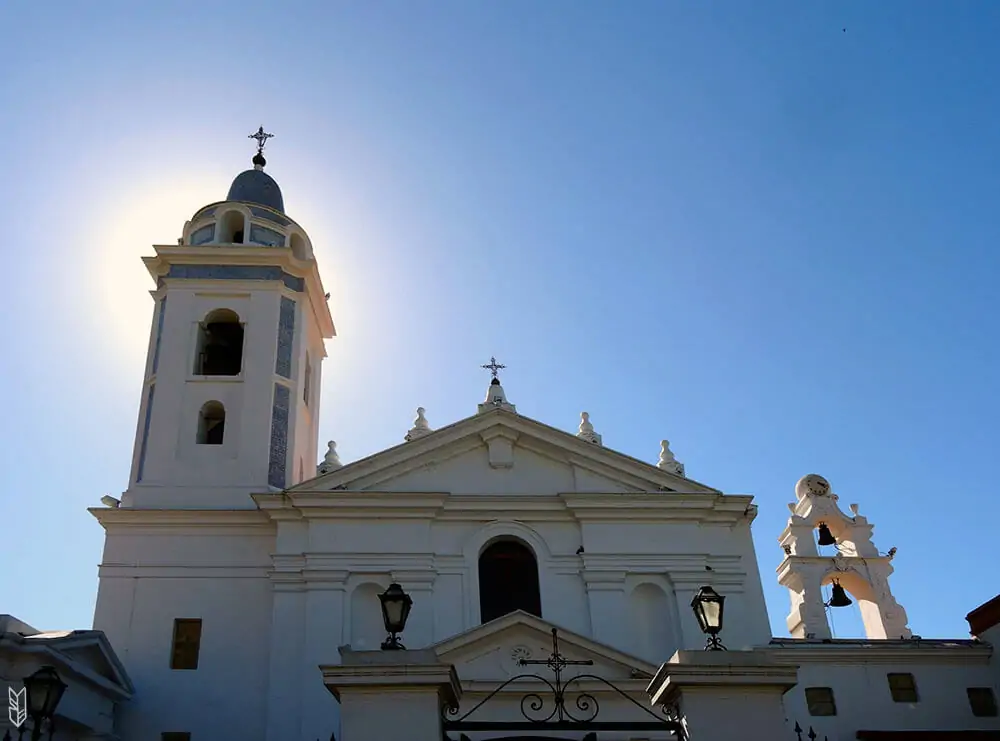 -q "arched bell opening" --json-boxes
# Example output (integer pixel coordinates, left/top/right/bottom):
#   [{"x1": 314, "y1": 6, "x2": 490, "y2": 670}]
[
  {"x1": 194, "y1": 309, "x2": 244, "y2": 376},
  {"x1": 220, "y1": 209, "x2": 246, "y2": 244},
  {"x1": 196, "y1": 401, "x2": 226, "y2": 445},
  {"x1": 478, "y1": 538, "x2": 542, "y2": 623},
  {"x1": 290, "y1": 232, "x2": 309, "y2": 261},
  {"x1": 820, "y1": 570, "x2": 882, "y2": 639}
]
